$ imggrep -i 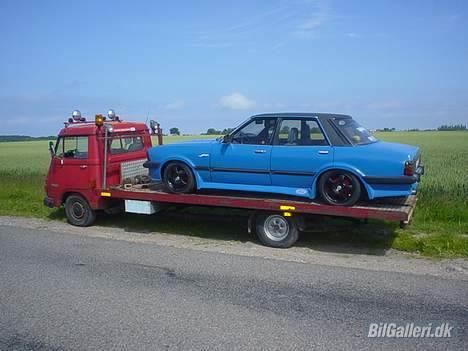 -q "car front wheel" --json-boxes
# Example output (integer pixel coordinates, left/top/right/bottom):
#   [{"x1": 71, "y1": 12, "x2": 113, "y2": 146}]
[
  {"x1": 318, "y1": 170, "x2": 361, "y2": 206},
  {"x1": 163, "y1": 161, "x2": 195, "y2": 194}
]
